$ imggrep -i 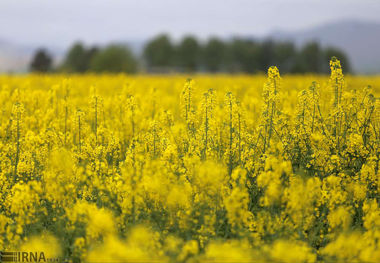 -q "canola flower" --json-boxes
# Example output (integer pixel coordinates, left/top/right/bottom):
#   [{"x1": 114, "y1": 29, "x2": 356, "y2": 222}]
[{"x1": 0, "y1": 58, "x2": 379, "y2": 262}]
